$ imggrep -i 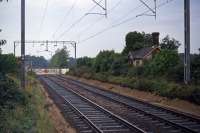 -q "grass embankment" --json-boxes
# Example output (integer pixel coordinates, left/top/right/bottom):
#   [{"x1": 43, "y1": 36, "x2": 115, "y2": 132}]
[
  {"x1": 0, "y1": 74, "x2": 56, "y2": 133},
  {"x1": 68, "y1": 71, "x2": 200, "y2": 105}
]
